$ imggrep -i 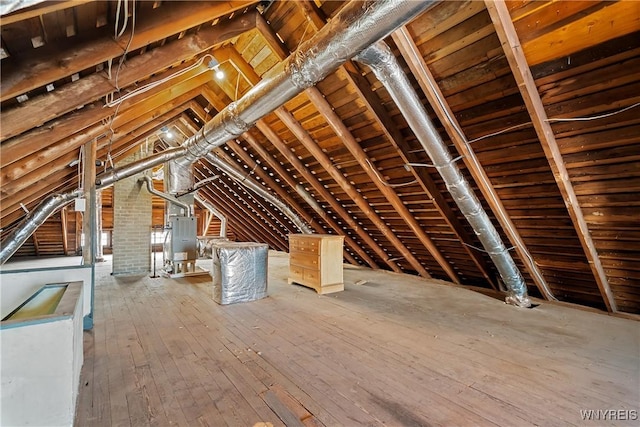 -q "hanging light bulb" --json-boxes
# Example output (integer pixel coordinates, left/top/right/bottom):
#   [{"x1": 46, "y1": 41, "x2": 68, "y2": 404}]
[{"x1": 215, "y1": 69, "x2": 225, "y2": 79}]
